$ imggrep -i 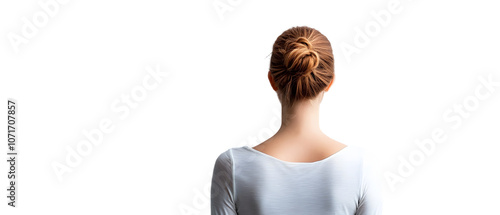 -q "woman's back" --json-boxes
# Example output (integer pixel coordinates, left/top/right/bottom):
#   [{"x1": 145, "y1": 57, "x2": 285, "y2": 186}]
[
  {"x1": 211, "y1": 144, "x2": 382, "y2": 215},
  {"x1": 210, "y1": 26, "x2": 382, "y2": 214}
]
